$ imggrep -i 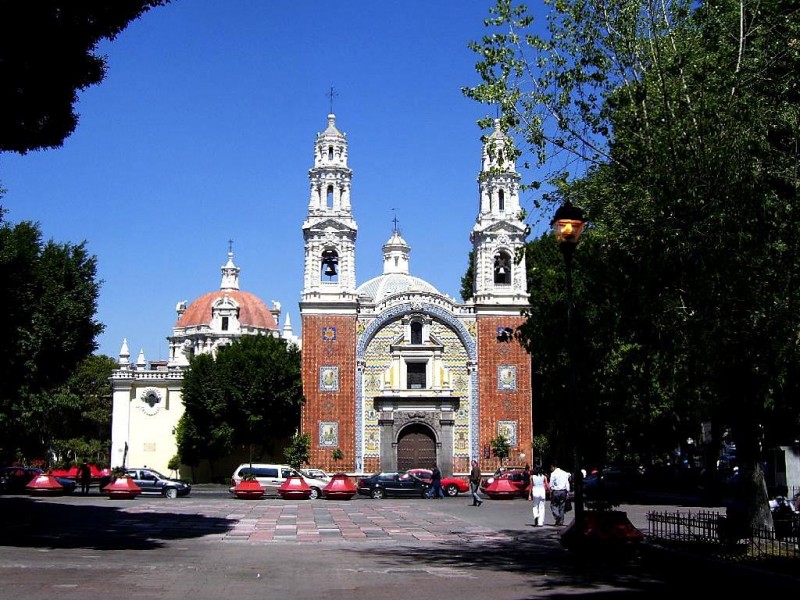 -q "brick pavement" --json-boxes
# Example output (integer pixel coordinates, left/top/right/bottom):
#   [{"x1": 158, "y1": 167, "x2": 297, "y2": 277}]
[{"x1": 116, "y1": 498, "x2": 519, "y2": 544}]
